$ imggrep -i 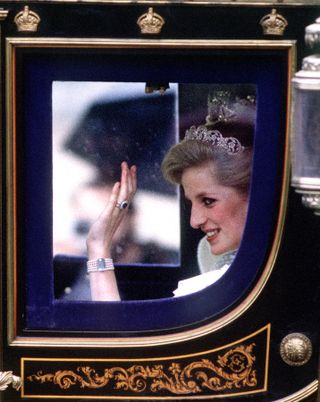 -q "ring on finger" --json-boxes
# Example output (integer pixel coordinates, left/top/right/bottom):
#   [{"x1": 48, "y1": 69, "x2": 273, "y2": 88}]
[{"x1": 116, "y1": 200, "x2": 129, "y2": 210}]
